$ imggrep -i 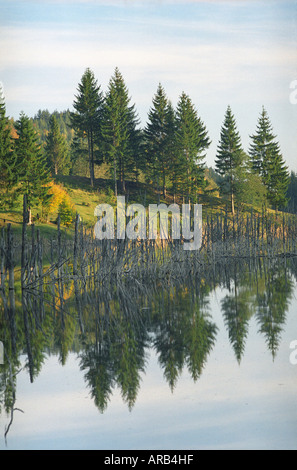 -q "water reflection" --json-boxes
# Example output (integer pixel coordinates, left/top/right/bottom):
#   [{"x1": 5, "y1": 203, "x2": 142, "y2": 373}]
[
  {"x1": 0, "y1": 256, "x2": 296, "y2": 438},
  {"x1": 220, "y1": 259, "x2": 295, "y2": 362}
]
